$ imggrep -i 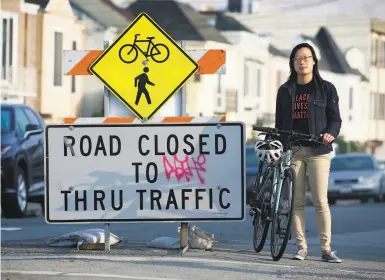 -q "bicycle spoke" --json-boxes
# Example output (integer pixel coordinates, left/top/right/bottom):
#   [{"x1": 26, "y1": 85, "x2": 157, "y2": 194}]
[
  {"x1": 150, "y1": 43, "x2": 169, "y2": 63},
  {"x1": 151, "y1": 45, "x2": 160, "y2": 56}
]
